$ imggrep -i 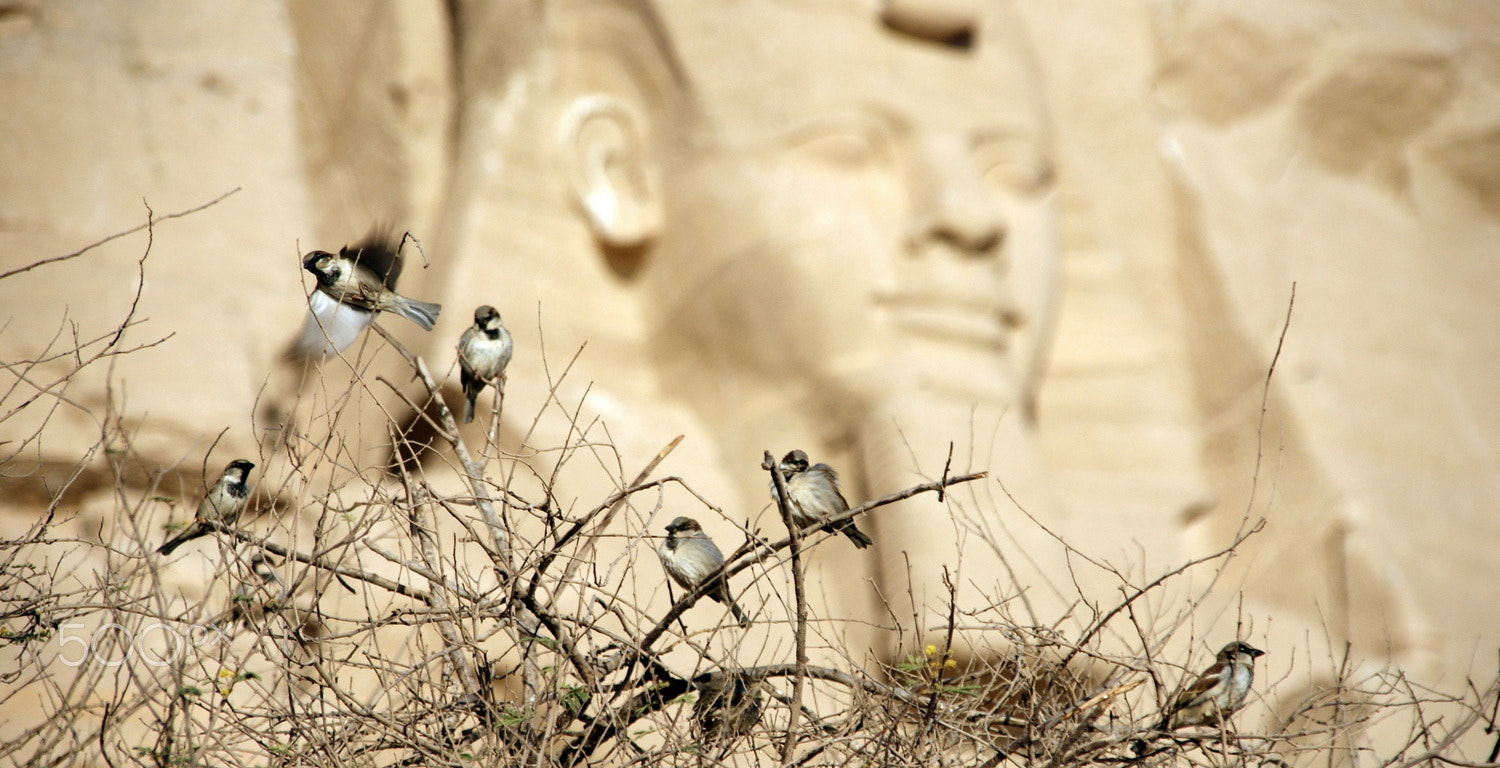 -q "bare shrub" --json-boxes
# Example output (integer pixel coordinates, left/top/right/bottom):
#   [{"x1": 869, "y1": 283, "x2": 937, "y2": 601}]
[{"x1": 2, "y1": 215, "x2": 1496, "y2": 768}]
